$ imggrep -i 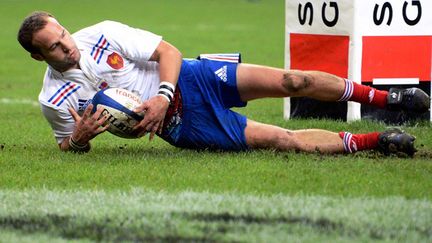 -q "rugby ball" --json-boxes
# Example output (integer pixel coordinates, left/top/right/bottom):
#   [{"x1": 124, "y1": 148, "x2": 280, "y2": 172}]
[{"x1": 92, "y1": 88, "x2": 144, "y2": 138}]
